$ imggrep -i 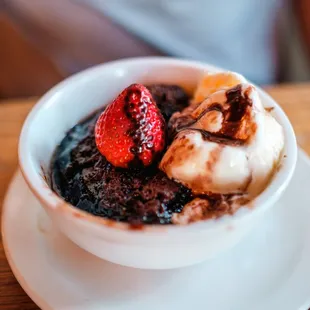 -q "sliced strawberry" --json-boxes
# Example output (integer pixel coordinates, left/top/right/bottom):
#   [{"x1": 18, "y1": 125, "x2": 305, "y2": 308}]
[{"x1": 95, "y1": 84, "x2": 166, "y2": 168}]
